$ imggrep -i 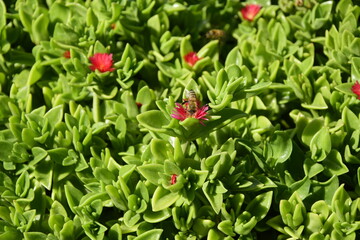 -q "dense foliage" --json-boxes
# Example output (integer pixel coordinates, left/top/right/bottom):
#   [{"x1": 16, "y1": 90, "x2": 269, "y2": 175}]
[{"x1": 1, "y1": 0, "x2": 360, "y2": 239}]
